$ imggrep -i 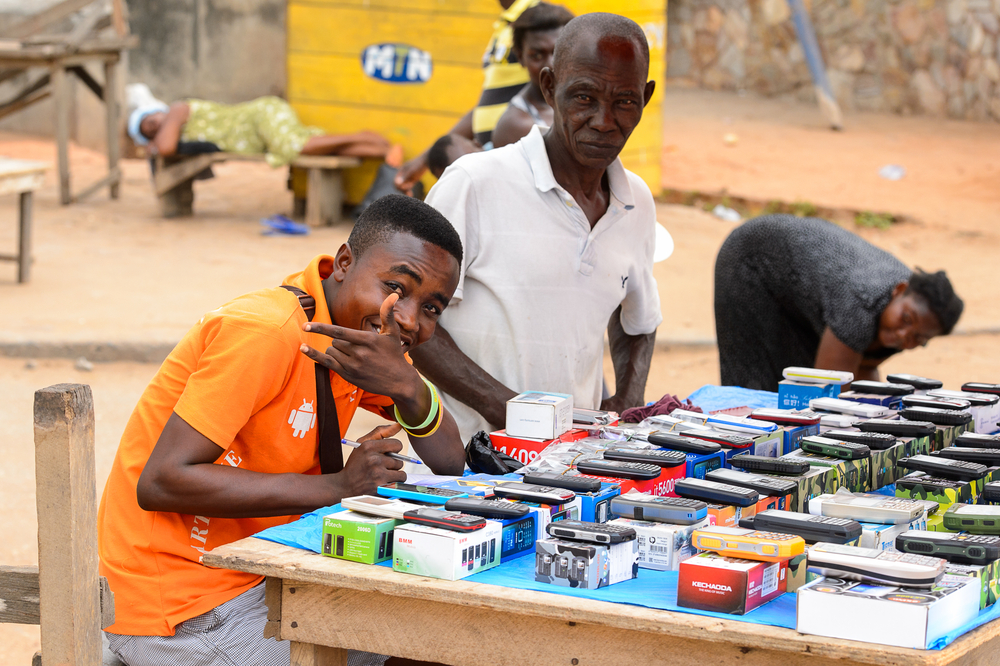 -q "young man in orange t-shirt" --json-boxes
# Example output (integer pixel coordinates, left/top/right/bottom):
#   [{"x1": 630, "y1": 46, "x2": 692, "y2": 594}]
[{"x1": 98, "y1": 195, "x2": 466, "y2": 666}]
